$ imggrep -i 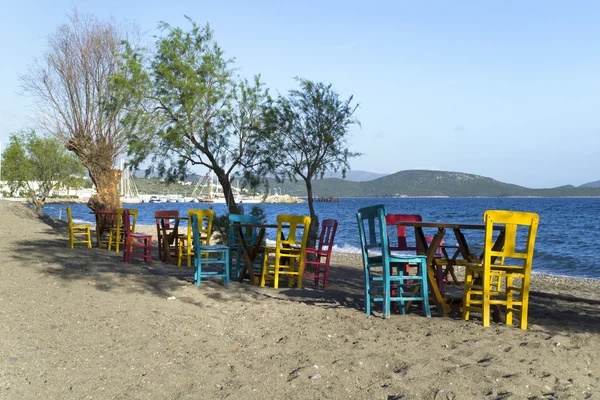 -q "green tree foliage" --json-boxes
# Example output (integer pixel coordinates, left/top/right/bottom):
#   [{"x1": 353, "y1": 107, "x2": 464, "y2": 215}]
[
  {"x1": 116, "y1": 18, "x2": 271, "y2": 214},
  {"x1": 264, "y1": 78, "x2": 360, "y2": 245},
  {"x1": 1, "y1": 130, "x2": 86, "y2": 209}
]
